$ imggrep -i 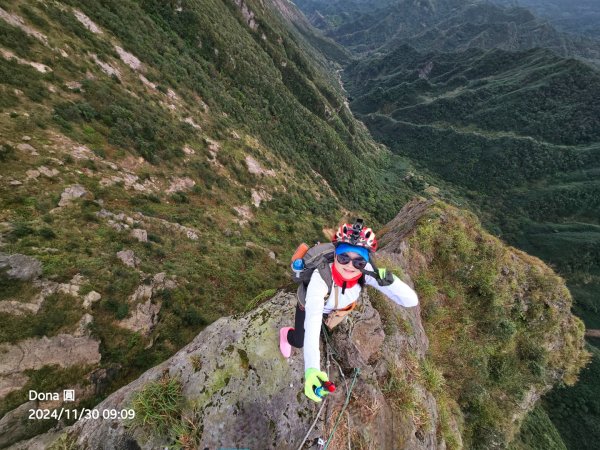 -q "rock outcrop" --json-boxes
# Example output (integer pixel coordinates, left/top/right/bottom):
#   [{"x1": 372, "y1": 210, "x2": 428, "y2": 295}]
[
  {"x1": 10, "y1": 199, "x2": 587, "y2": 449},
  {"x1": 0, "y1": 253, "x2": 43, "y2": 281}
]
